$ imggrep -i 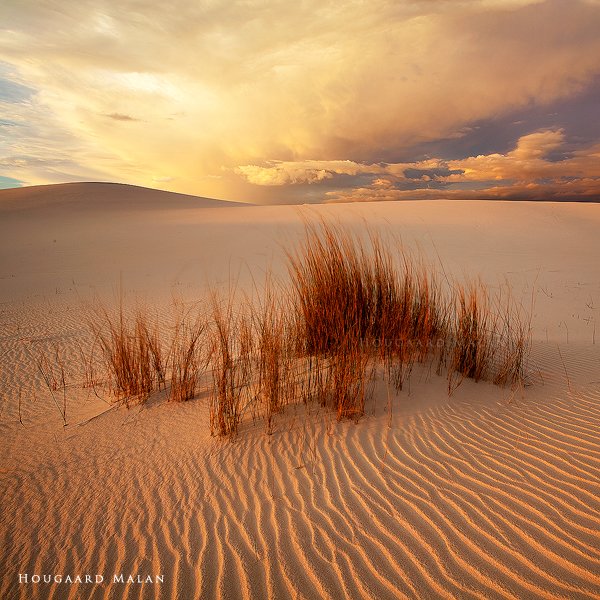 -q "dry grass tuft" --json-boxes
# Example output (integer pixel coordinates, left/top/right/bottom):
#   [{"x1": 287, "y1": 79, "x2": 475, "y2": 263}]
[
  {"x1": 168, "y1": 310, "x2": 206, "y2": 403},
  {"x1": 253, "y1": 283, "x2": 295, "y2": 433},
  {"x1": 492, "y1": 287, "x2": 532, "y2": 388},
  {"x1": 87, "y1": 294, "x2": 210, "y2": 406},
  {"x1": 287, "y1": 222, "x2": 451, "y2": 400},
  {"x1": 207, "y1": 292, "x2": 254, "y2": 438},
  {"x1": 329, "y1": 336, "x2": 373, "y2": 421},
  {"x1": 286, "y1": 221, "x2": 379, "y2": 355},
  {"x1": 88, "y1": 299, "x2": 165, "y2": 406},
  {"x1": 448, "y1": 282, "x2": 496, "y2": 393},
  {"x1": 447, "y1": 281, "x2": 532, "y2": 393}
]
